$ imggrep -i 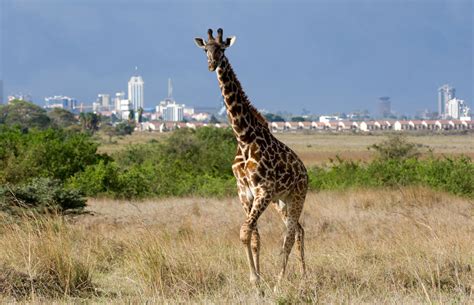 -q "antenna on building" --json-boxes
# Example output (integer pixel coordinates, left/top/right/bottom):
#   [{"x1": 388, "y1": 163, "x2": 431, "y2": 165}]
[{"x1": 168, "y1": 78, "x2": 173, "y2": 99}]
